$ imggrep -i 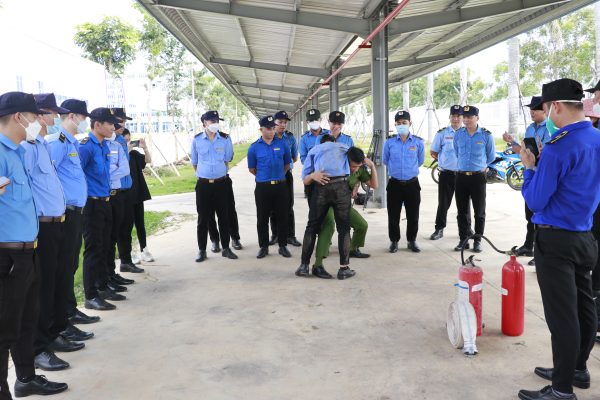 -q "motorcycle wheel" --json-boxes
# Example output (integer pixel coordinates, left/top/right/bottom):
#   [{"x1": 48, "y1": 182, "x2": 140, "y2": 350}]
[
  {"x1": 430, "y1": 161, "x2": 440, "y2": 184},
  {"x1": 507, "y1": 165, "x2": 524, "y2": 191}
]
